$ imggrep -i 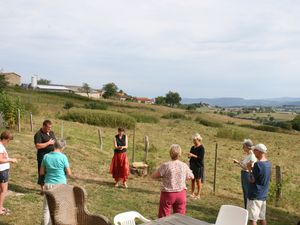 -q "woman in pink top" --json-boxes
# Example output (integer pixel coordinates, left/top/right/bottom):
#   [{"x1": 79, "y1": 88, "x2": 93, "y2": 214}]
[{"x1": 152, "y1": 144, "x2": 194, "y2": 218}]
